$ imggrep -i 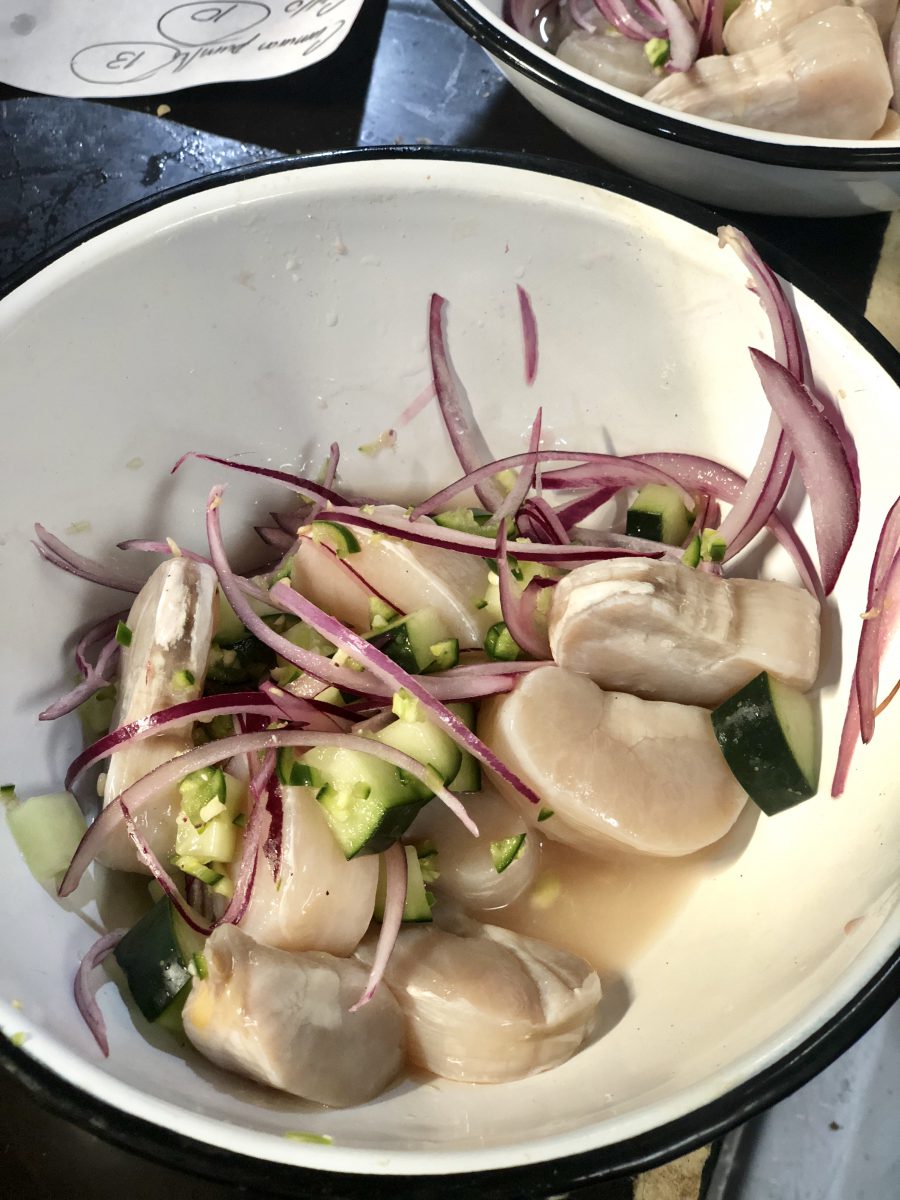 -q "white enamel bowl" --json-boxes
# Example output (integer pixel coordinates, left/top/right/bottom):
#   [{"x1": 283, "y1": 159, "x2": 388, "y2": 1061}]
[
  {"x1": 436, "y1": 0, "x2": 900, "y2": 217},
  {"x1": 0, "y1": 151, "x2": 897, "y2": 1196}
]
